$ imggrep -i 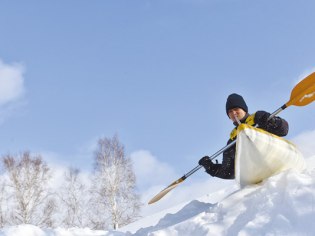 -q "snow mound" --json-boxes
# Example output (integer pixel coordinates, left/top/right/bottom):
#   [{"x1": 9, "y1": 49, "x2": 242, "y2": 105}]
[
  {"x1": 129, "y1": 168, "x2": 315, "y2": 236},
  {"x1": 134, "y1": 200, "x2": 214, "y2": 236}
]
